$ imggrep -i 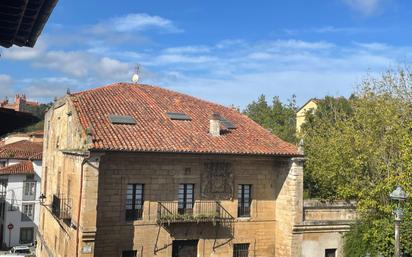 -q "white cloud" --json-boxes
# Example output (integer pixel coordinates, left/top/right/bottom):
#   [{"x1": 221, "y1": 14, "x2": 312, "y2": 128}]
[
  {"x1": 33, "y1": 51, "x2": 131, "y2": 80},
  {"x1": 97, "y1": 57, "x2": 131, "y2": 79},
  {"x1": 163, "y1": 46, "x2": 211, "y2": 54},
  {"x1": 35, "y1": 51, "x2": 91, "y2": 77},
  {"x1": 90, "y1": 13, "x2": 181, "y2": 35},
  {"x1": 342, "y1": 0, "x2": 388, "y2": 16},
  {"x1": 0, "y1": 75, "x2": 13, "y2": 99},
  {"x1": 2, "y1": 41, "x2": 45, "y2": 60}
]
